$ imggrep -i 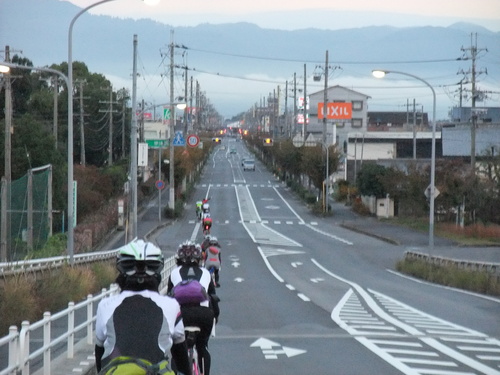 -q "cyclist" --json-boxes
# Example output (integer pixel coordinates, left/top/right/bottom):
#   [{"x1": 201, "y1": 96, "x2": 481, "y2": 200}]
[
  {"x1": 201, "y1": 198, "x2": 210, "y2": 215},
  {"x1": 94, "y1": 239, "x2": 190, "y2": 375},
  {"x1": 195, "y1": 200, "x2": 203, "y2": 220},
  {"x1": 202, "y1": 213, "x2": 212, "y2": 235},
  {"x1": 203, "y1": 237, "x2": 222, "y2": 287},
  {"x1": 167, "y1": 241, "x2": 219, "y2": 375}
]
